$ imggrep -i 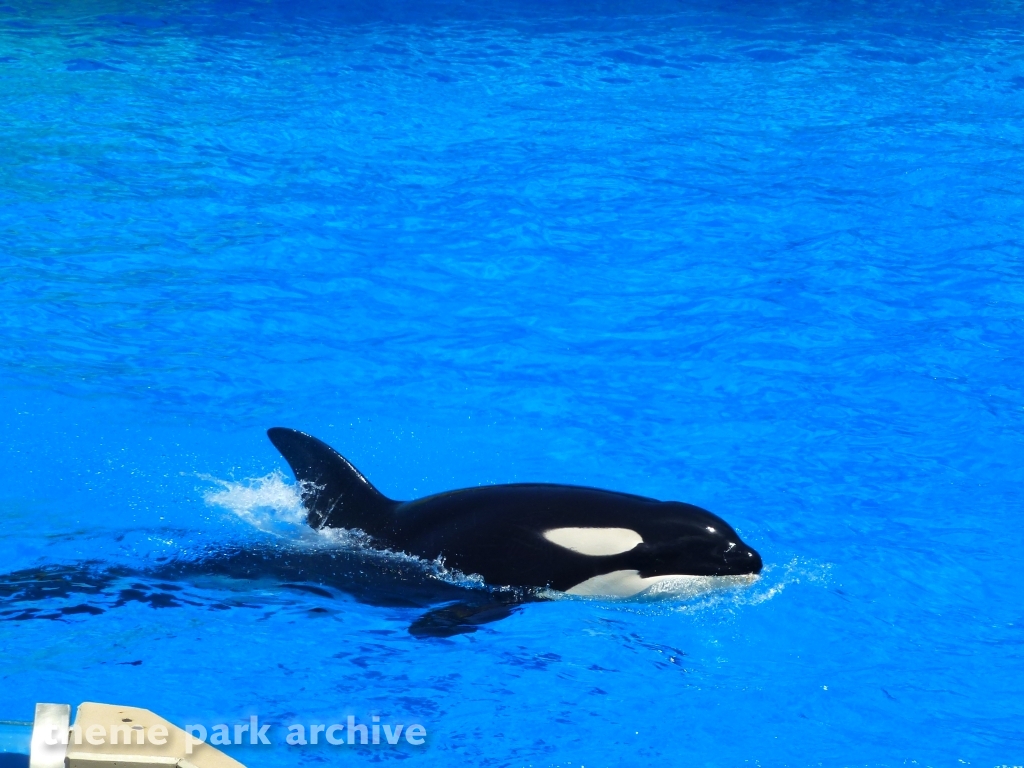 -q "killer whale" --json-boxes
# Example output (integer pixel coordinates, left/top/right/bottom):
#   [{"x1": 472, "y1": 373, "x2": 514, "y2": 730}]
[
  {"x1": 0, "y1": 432, "x2": 762, "y2": 640},
  {"x1": 267, "y1": 428, "x2": 762, "y2": 597}
]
